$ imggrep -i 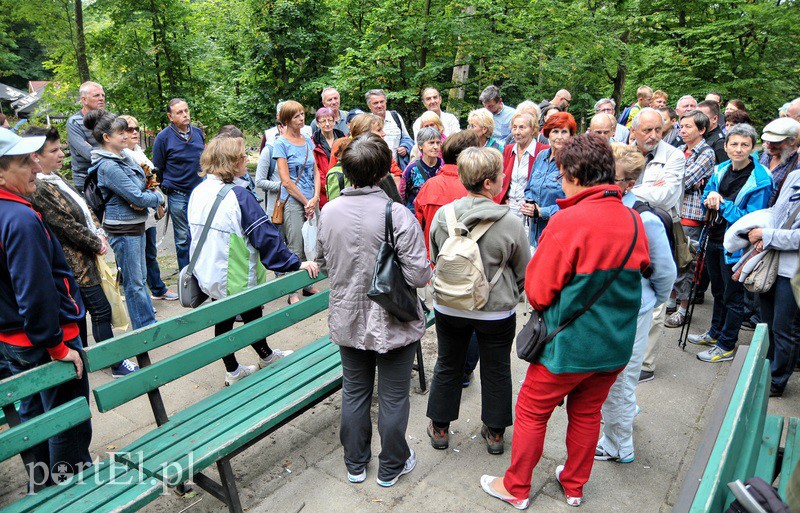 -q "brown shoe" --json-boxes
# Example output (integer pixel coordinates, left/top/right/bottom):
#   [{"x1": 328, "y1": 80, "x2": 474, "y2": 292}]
[
  {"x1": 427, "y1": 421, "x2": 449, "y2": 450},
  {"x1": 481, "y1": 424, "x2": 505, "y2": 455}
]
